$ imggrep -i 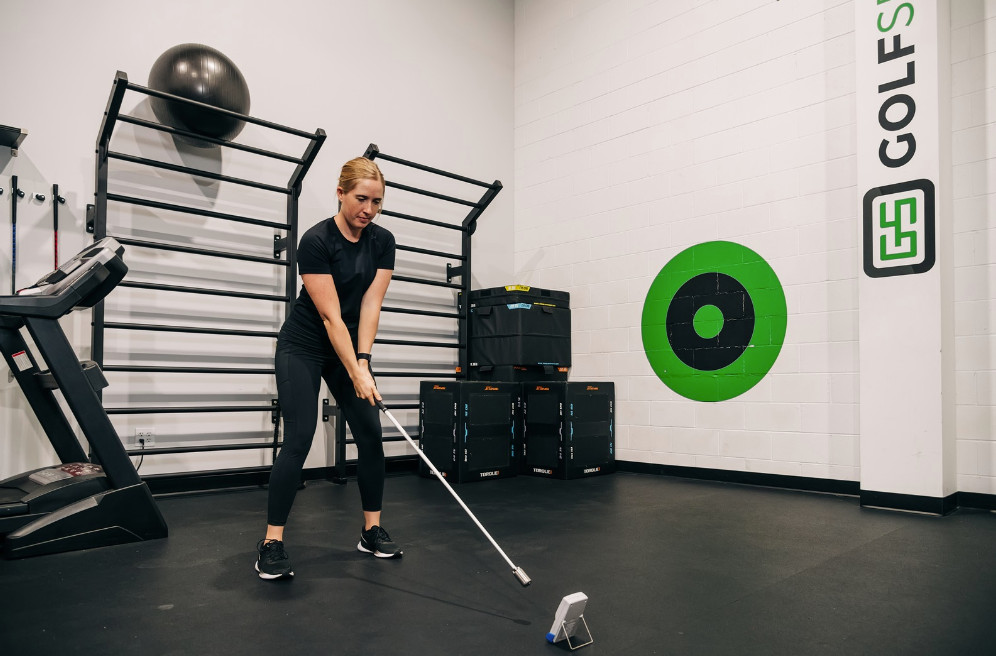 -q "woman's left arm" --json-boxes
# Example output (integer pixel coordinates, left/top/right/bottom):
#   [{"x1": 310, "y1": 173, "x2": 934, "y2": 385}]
[{"x1": 356, "y1": 268, "x2": 394, "y2": 367}]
